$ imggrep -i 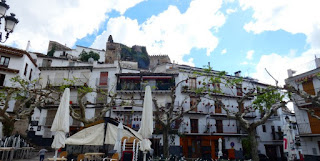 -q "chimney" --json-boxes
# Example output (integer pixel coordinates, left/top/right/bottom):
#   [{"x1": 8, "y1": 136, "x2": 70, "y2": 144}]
[
  {"x1": 26, "y1": 40, "x2": 30, "y2": 52},
  {"x1": 287, "y1": 69, "x2": 296, "y2": 78},
  {"x1": 235, "y1": 71, "x2": 241, "y2": 77},
  {"x1": 315, "y1": 55, "x2": 320, "y2": 68}
]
